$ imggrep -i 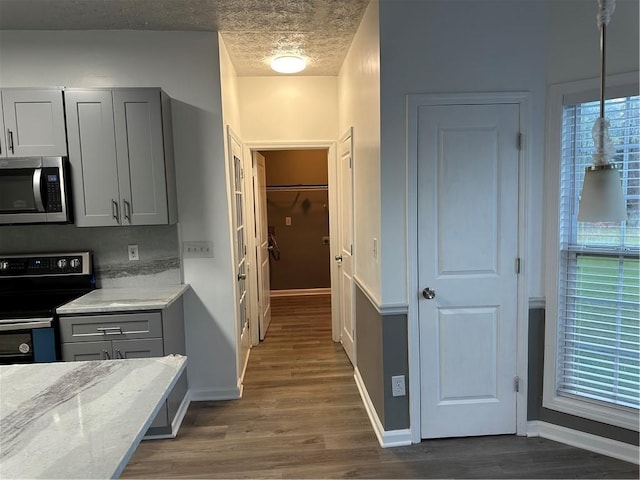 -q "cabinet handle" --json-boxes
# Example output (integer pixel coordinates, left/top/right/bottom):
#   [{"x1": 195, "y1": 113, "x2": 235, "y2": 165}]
[
  {"x1": 103, "y1": 350, "x2": 111, "y2": 360},
  {"x1": 7, "y1": 130, "x2": 14, "y2": 153},
  {"x1": 112, "y1": 200, "x2": 120, "y2": 222},
  {"x1": 115, "y1": 349, "x2": 123, "y2": 359},
  {"x1": 96, "y1": 326, "x2": 123, "y2": 335},
  {"x1": 123, "y1": 199, "x2": 131, "y2": 222}
]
